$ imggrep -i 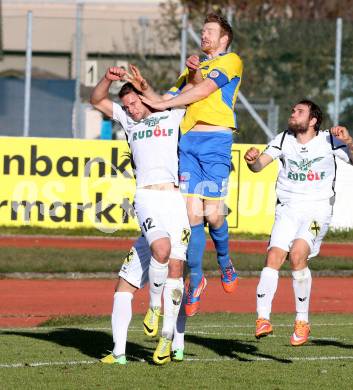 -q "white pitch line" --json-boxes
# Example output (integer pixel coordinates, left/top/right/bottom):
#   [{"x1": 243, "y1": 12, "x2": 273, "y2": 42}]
[
  {"x1": 0, "y1": 360, "x2": 97, "y2": 368},
  {"x1": 1, "y1": 322, "x2": 353, "y2": 332},
  {"x1": 184, "y1": 356, "x2": 353, "y2": 362},
  {"x1": 1, "y1": 356, "x2": 353, "y2": 369}
]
